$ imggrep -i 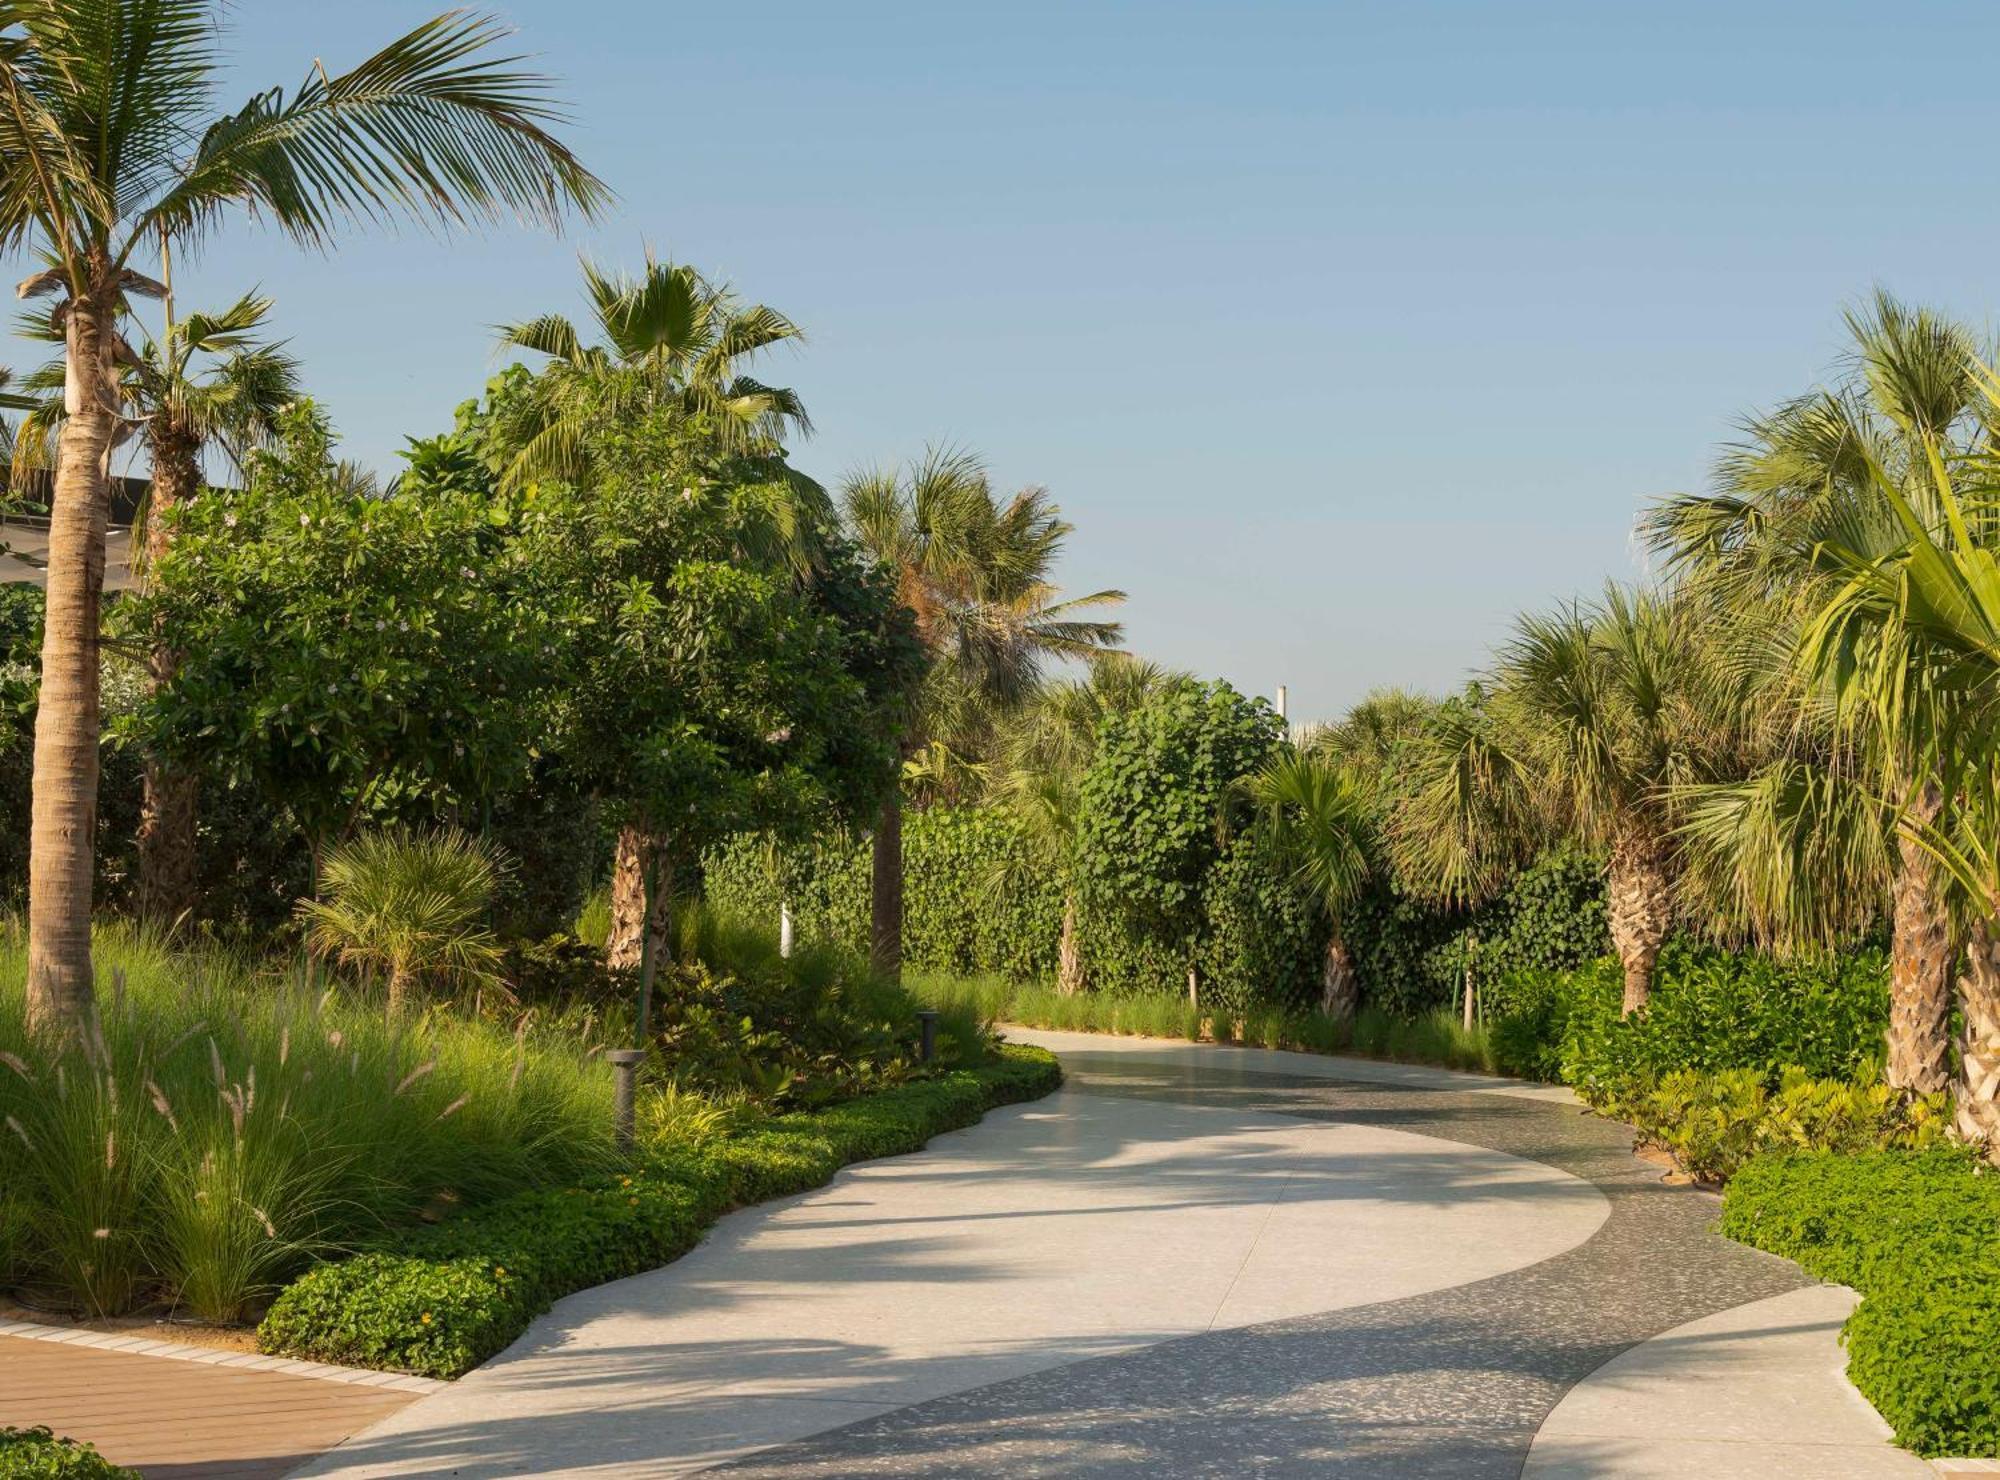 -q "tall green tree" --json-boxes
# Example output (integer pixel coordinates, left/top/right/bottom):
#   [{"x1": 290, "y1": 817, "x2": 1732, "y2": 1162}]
[
  {"x1": 0, "y1": 2, "x2": 605, "y2": 1032},
  {"x1": 1247, "y1": 750, "x2": 1375, "y2": 1018},
  {"x1": 843, "y1": 447, "x2": 1125, "y2": 981}
]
